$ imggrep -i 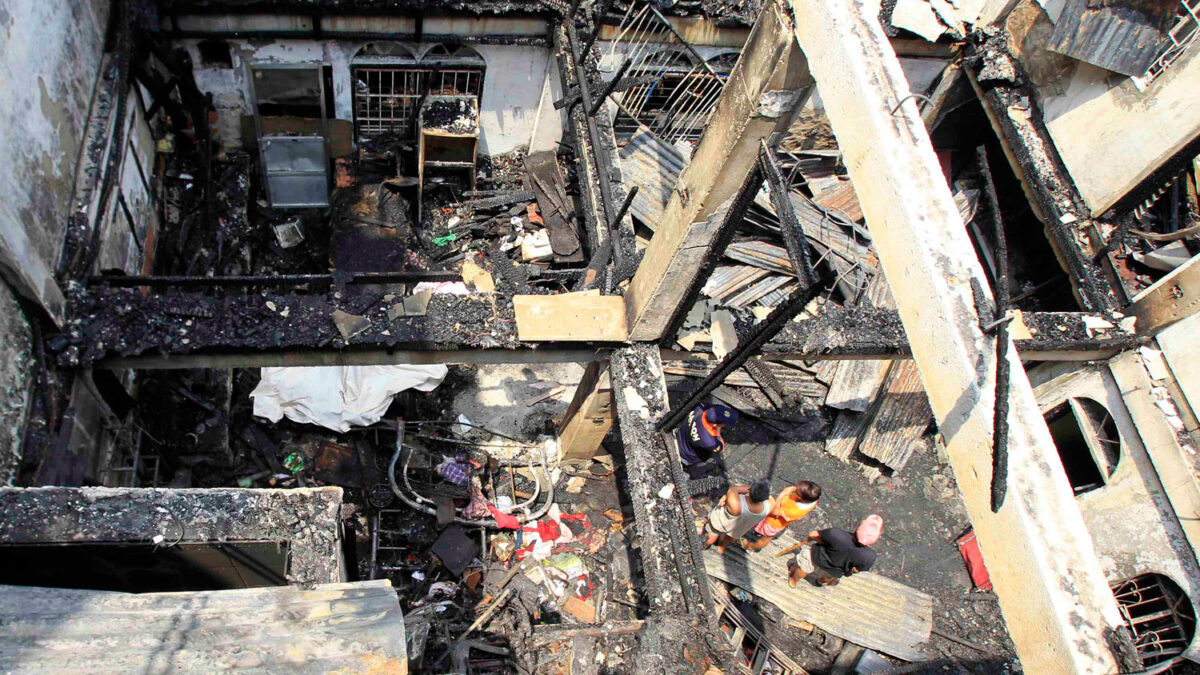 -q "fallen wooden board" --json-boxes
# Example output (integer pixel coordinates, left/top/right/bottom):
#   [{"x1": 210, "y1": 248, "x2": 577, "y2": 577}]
[
  {"x1": 857, "y1": 360, "x2": 932, "y2": 473},
  {"x1": 513, "y1": 293, "x2": 627, "y2": 342},
  {"x1": 703, "y1": 534, "x2": 932, "y2": 662}
]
